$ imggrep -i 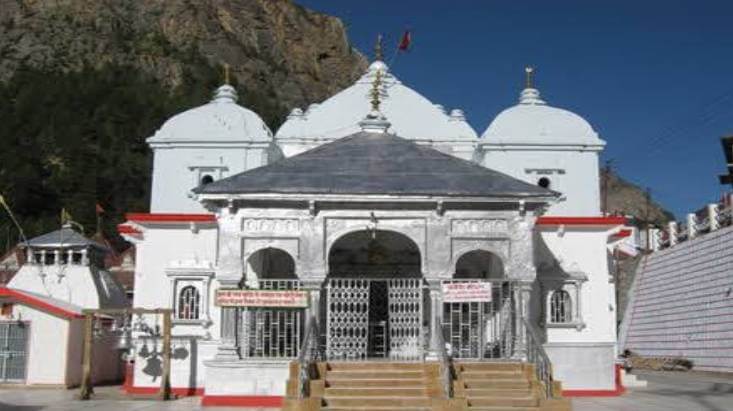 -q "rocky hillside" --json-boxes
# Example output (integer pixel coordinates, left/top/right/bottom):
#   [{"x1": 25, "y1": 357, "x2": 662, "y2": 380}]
[
  {"x1": 0, "y1": 0, "x2": 366, "y2": 250},
  {"x1": 0, "y1": 0, "x2": 366, "y2": 122},
  {"x1": 601, "y1": 168, "x2": 675, "y2": 227}
]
